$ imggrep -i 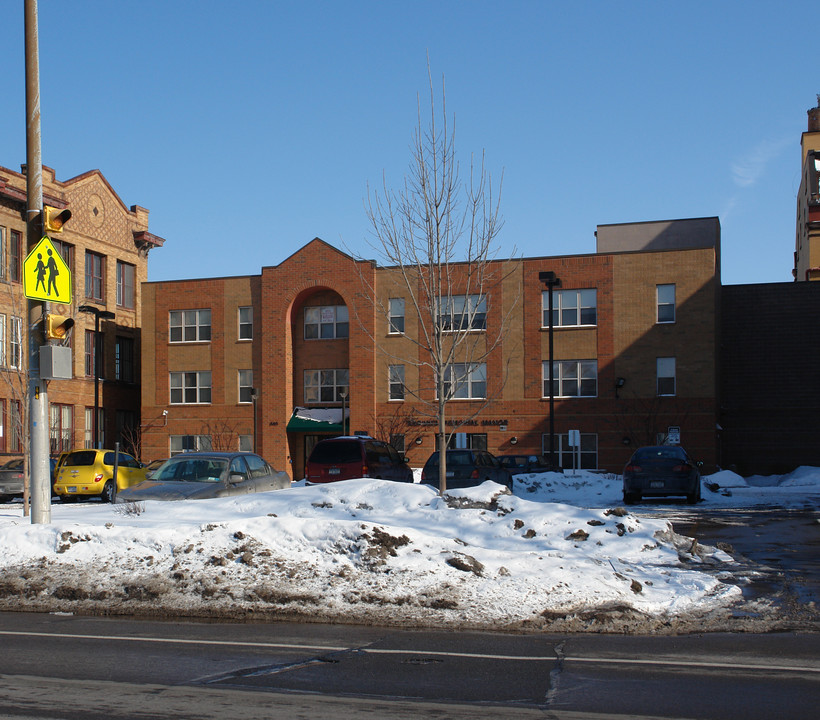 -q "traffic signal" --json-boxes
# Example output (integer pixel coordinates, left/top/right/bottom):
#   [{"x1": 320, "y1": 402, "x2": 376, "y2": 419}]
[
  {"x1": 45, "y1": 314, "x2": 74, "y2": 340},
  {"x1": 43, "y1": 205, "x2": 72, "y2": 234}
]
